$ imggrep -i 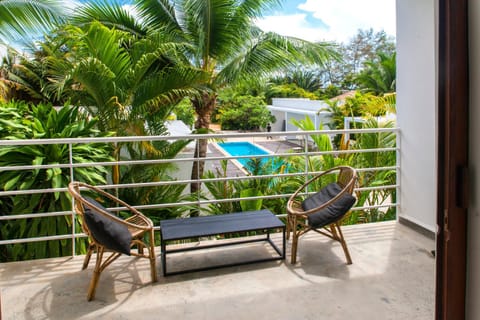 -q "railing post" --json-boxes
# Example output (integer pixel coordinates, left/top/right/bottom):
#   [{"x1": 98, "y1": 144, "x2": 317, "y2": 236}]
[
  {"x1": 396, "y1": 128, "x2": 401, "y2": 221},
  {"x1": 68, "y1": 143, "x2": 76, "y2": 256},
  {"x1": 196, "y1": 136, "x2": 201, "y2": 214},
  {"x1": 304, "y1": 132, "x2": 310, "y2": 192}
]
